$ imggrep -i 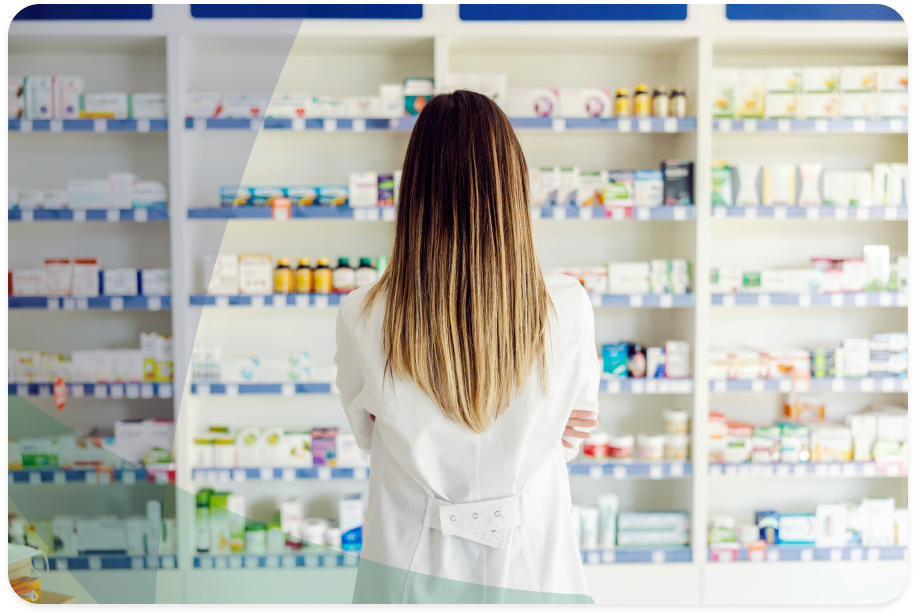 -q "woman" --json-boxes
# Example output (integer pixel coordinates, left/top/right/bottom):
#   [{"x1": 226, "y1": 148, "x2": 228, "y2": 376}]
[{"x1": 334, "y1": 90, "x2": 599, "y2": 603}]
